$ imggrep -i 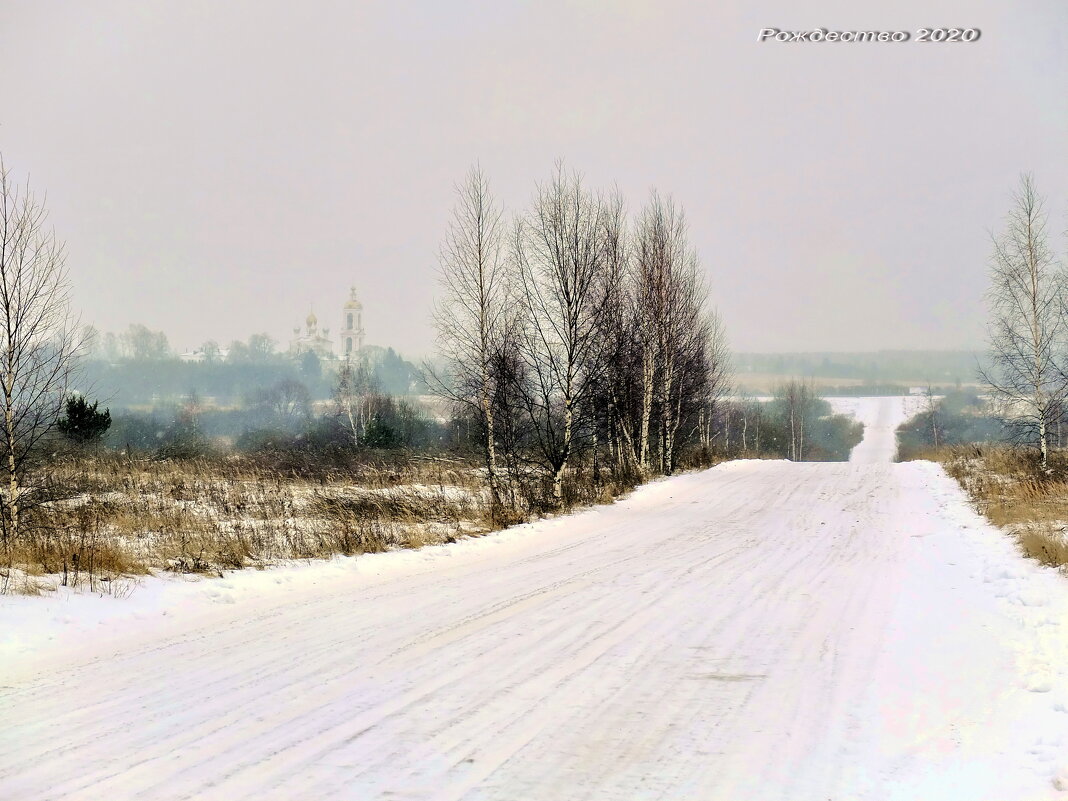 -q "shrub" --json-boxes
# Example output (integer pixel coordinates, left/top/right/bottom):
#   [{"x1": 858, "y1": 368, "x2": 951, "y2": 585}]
[{"x1": 57, "y1": 395, "x2": 112, "y2": 444}]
